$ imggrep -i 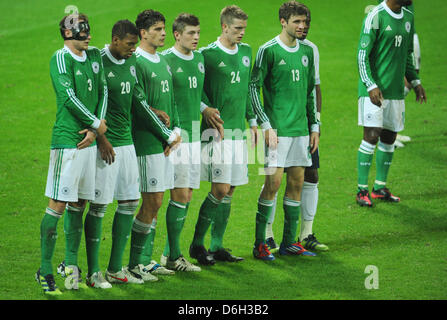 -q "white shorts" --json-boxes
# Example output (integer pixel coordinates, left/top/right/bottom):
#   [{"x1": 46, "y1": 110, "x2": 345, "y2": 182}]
[
  {"x1": 173, "y1": 141, "x2": 201, "y2": 189},
  {"x1": 45, "y1": 146, "x2": 96, "y2": 202},
  {"x1": 93, "y1": 145, "x2": 140, "y2": 204},
  {"x1": 138, "y1": 152, "x2": 174, "y2": 193},
  {"x1": 265, "y1": 136, "x2": 312, "y2": 168},
  {"x1": 358, "y1": 96, "x2": 405, "y2": 132},
  {"x1": 201, "y1": 139, "x2": 248, "y2": 186}
]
